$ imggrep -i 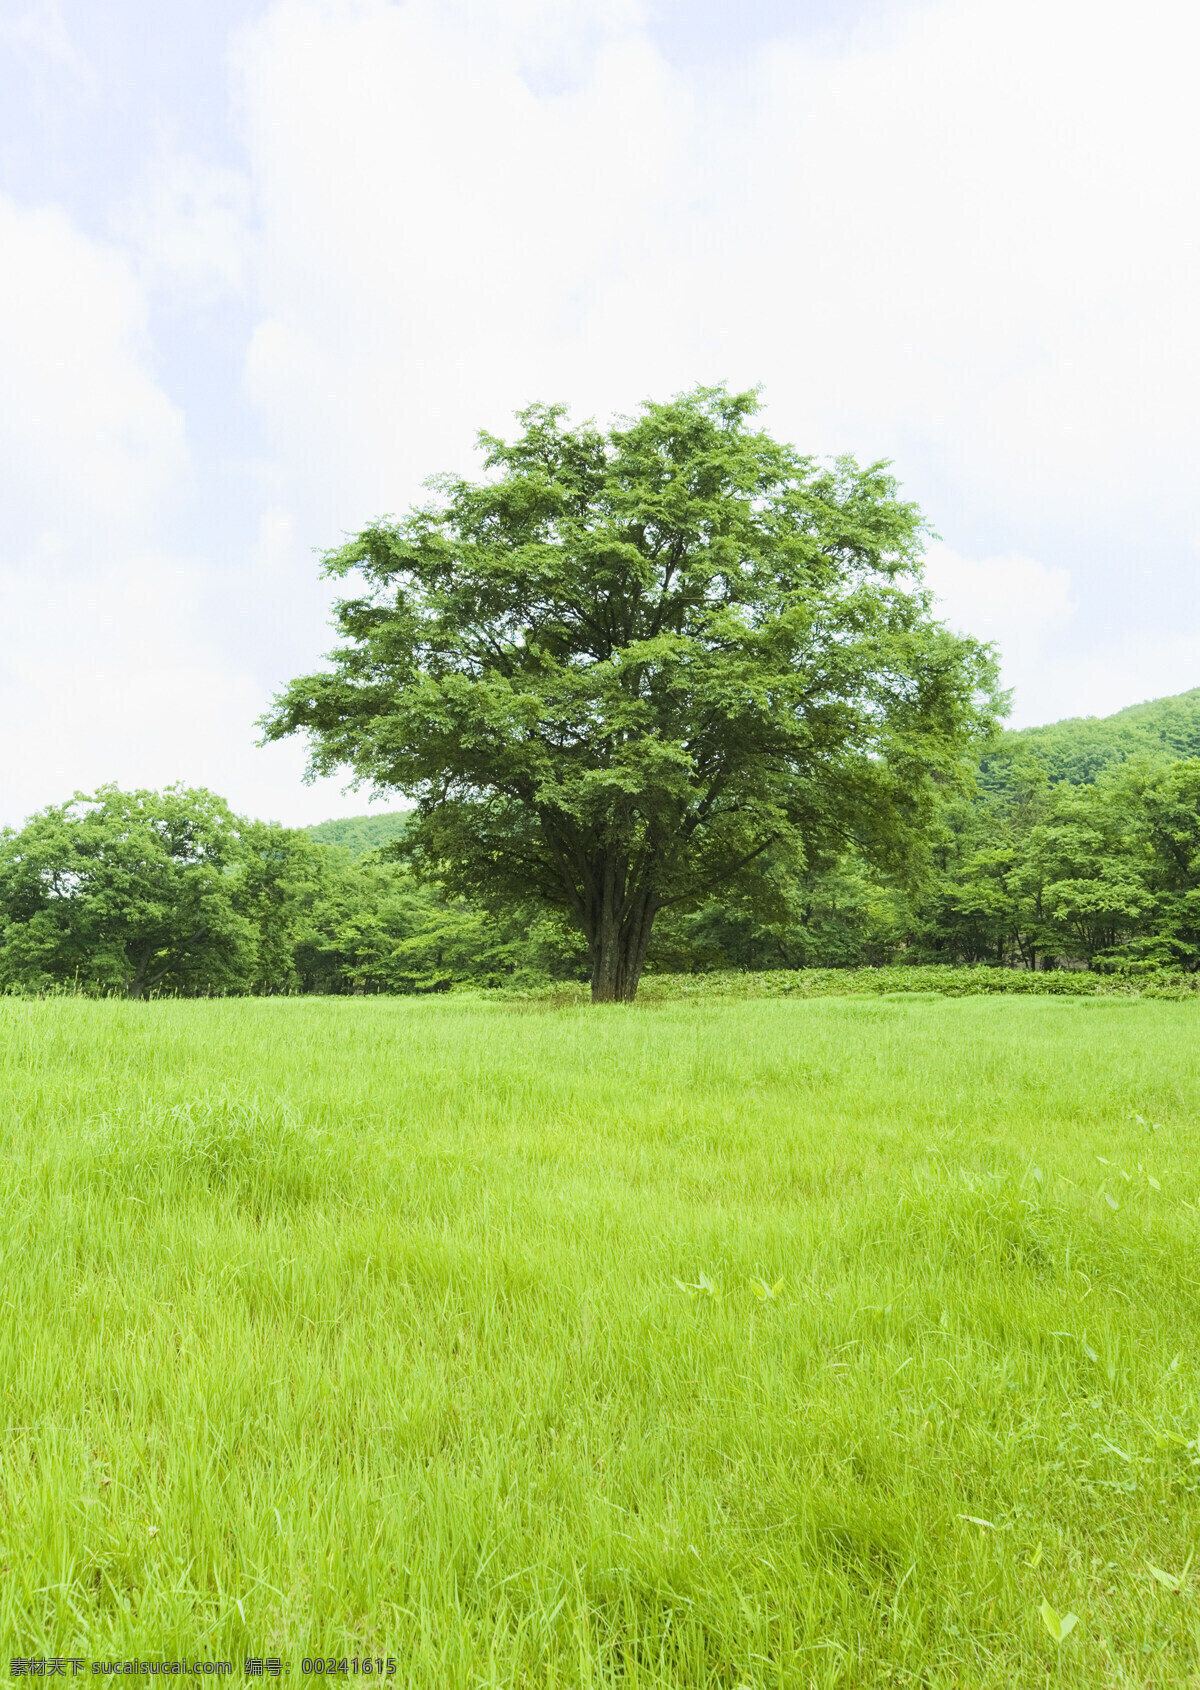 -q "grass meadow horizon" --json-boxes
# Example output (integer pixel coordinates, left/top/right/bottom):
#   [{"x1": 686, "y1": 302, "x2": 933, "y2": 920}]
[{"x1": 1, "y1": 993, "x2": 1198, "y2": 1684}]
